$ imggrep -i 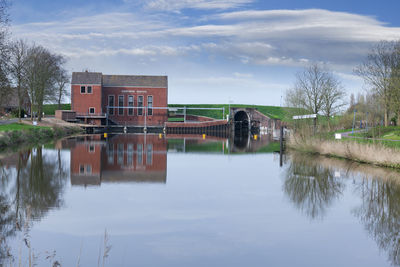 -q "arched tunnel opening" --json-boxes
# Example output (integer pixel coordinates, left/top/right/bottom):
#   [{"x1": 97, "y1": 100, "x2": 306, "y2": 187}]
[
  {"x1": 234, "y1": 110, "x2": 250, "y2": 148},
  {"x1": 234, "y1": 111, "x2": 249, "y2": 132}
]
